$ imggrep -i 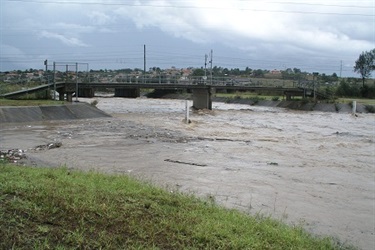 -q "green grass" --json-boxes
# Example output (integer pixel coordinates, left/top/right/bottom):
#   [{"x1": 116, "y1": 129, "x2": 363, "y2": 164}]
[
  {"x1": 216, "y1": 92, "x2": 375, "y2": 105},
  {"x1": 0, "y1": 164, "x2": 350, "y2": 249},
  {"x1": 338, "y1": 98, "x2": 375, "y2": 105},
  {"x1": 0, "y1": 99, "x2": 65, "y2": 106}
]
